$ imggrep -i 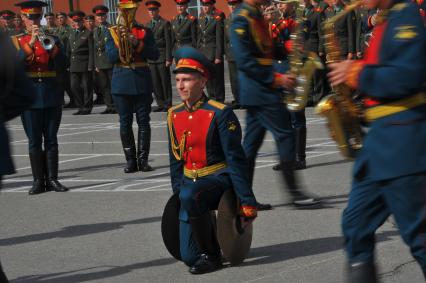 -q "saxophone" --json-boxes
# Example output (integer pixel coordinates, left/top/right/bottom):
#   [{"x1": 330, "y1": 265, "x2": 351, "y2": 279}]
[
  {"x1": 284, "y1": 0, "x2": 323, "y2": 112},
  {"x1": 115, "y1": 4, "x2": 138, "y2": 65},
  {"x1": 315, "y1": 1, "x2": 363, "y2": 158}
]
